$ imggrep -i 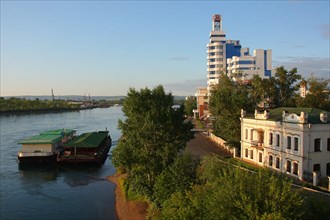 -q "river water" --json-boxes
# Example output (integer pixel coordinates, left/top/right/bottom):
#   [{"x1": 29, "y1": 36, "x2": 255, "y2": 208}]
[{"x1": 0, "y1": 107, "x2": 124, "y2": 220}]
